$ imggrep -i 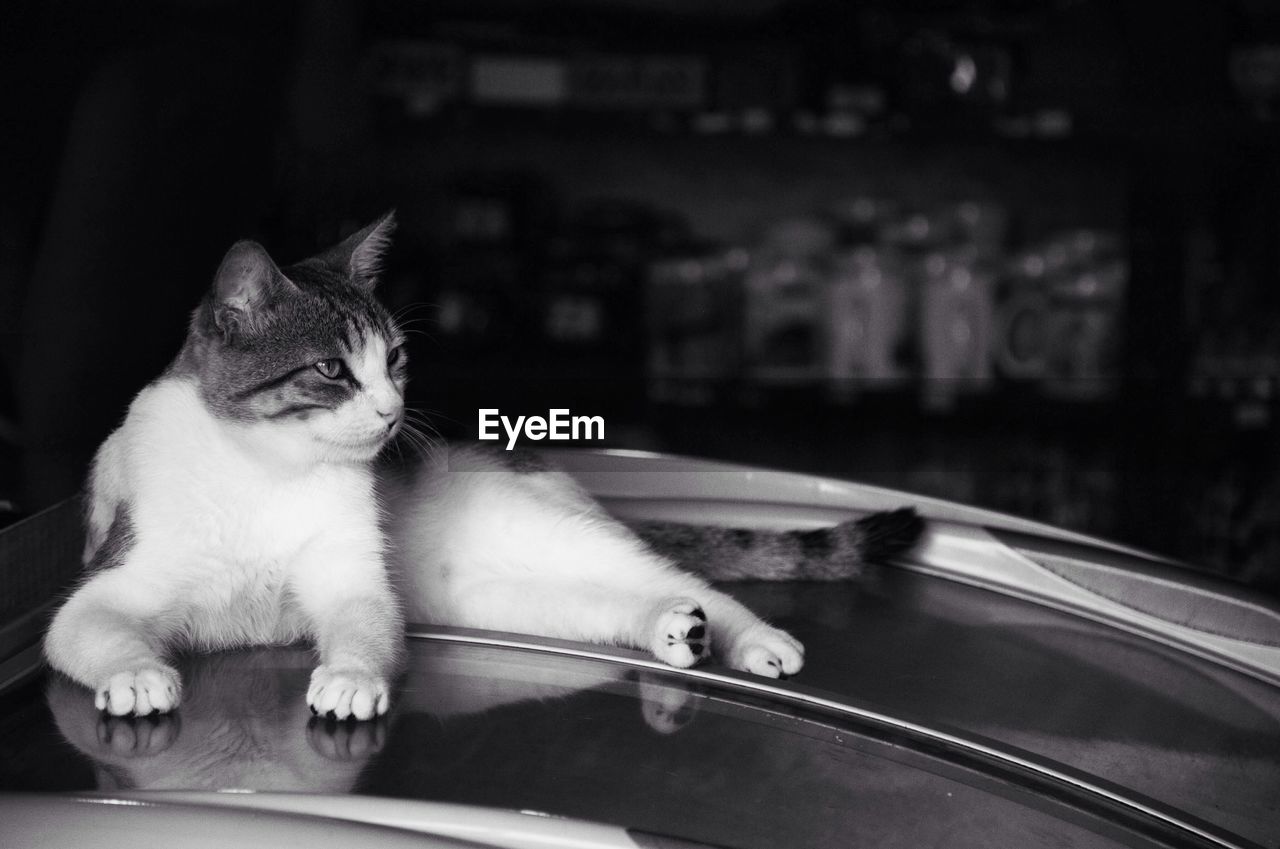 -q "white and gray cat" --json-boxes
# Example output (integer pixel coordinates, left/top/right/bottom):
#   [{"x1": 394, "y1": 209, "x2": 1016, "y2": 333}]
[{"x1": 44, "y1": 213, "x2": 923, "y2": 721}]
